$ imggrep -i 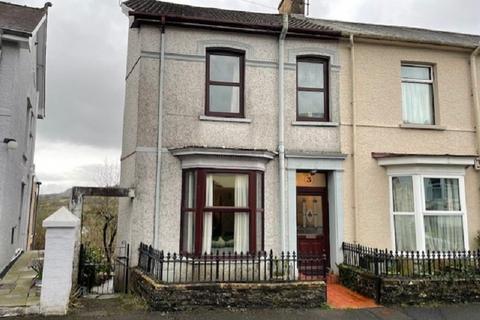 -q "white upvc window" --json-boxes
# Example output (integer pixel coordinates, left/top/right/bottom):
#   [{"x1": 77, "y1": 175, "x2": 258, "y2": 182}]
[
  {"x1": 390, "y1": 174, "x2": 468, "y2": 252},
  {"x1": 401, "y1": 64, "x2": 435, "y2": 125}
]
